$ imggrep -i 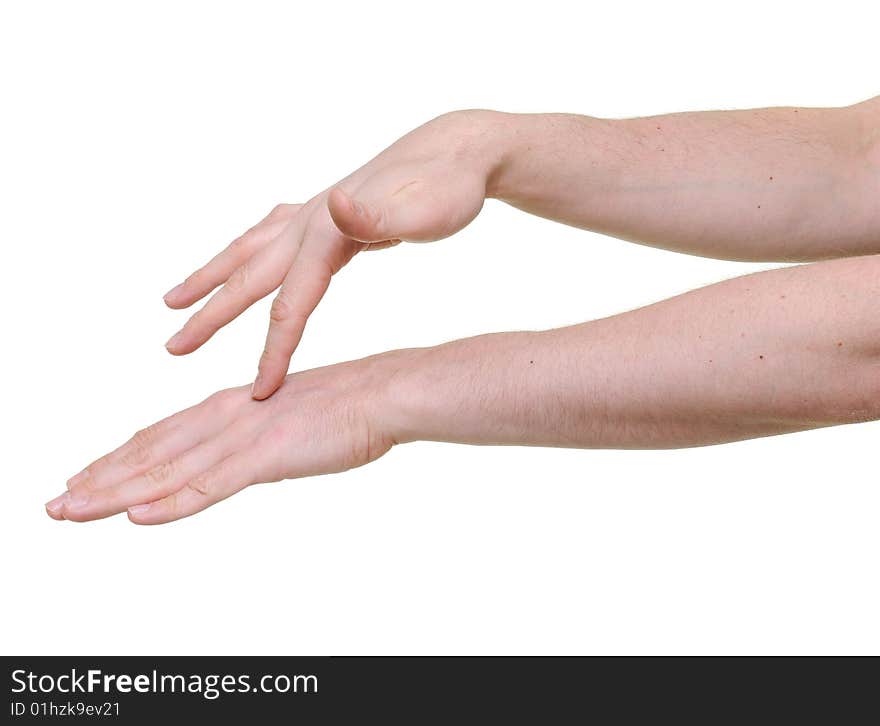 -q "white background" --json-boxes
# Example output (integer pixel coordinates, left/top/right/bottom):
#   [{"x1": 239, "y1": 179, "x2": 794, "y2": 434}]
[{"x1": 1, "y1": 0, "x2": 877, "y2": 655}]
